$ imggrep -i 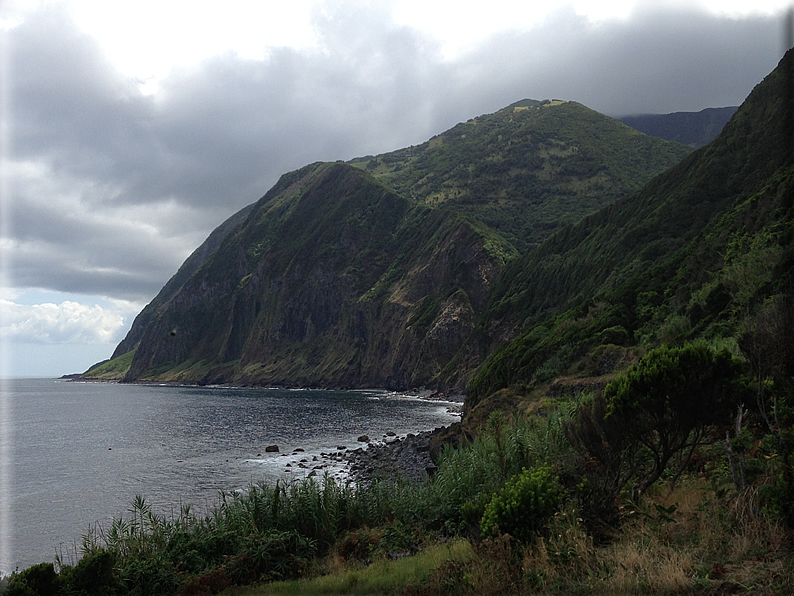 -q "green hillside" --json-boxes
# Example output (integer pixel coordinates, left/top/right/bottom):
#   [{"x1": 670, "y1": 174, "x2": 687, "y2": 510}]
[
  {"x1": 42, "y1": 49, "x2": 794, "y2": 596},
  {"x1": 119, "y1": 162, "x2": 510, "y2": 387},
  {"x1": 352, "y1": 99, "x2": 690, "y2": 252},
  {"x1": 103, "y1": 98, "x2": 689, "y2": 386},
  {"x1": 466, "y1": 48, "x2": 793, "y2": 414}
]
